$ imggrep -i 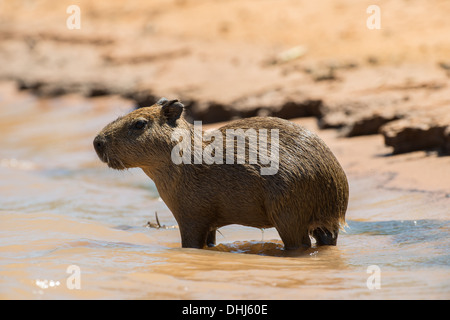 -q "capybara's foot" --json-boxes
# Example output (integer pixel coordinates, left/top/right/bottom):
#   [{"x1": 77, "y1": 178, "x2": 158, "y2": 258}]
[{"x1": 312, "y1": 228, "x2": 338, "y2": 246}]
